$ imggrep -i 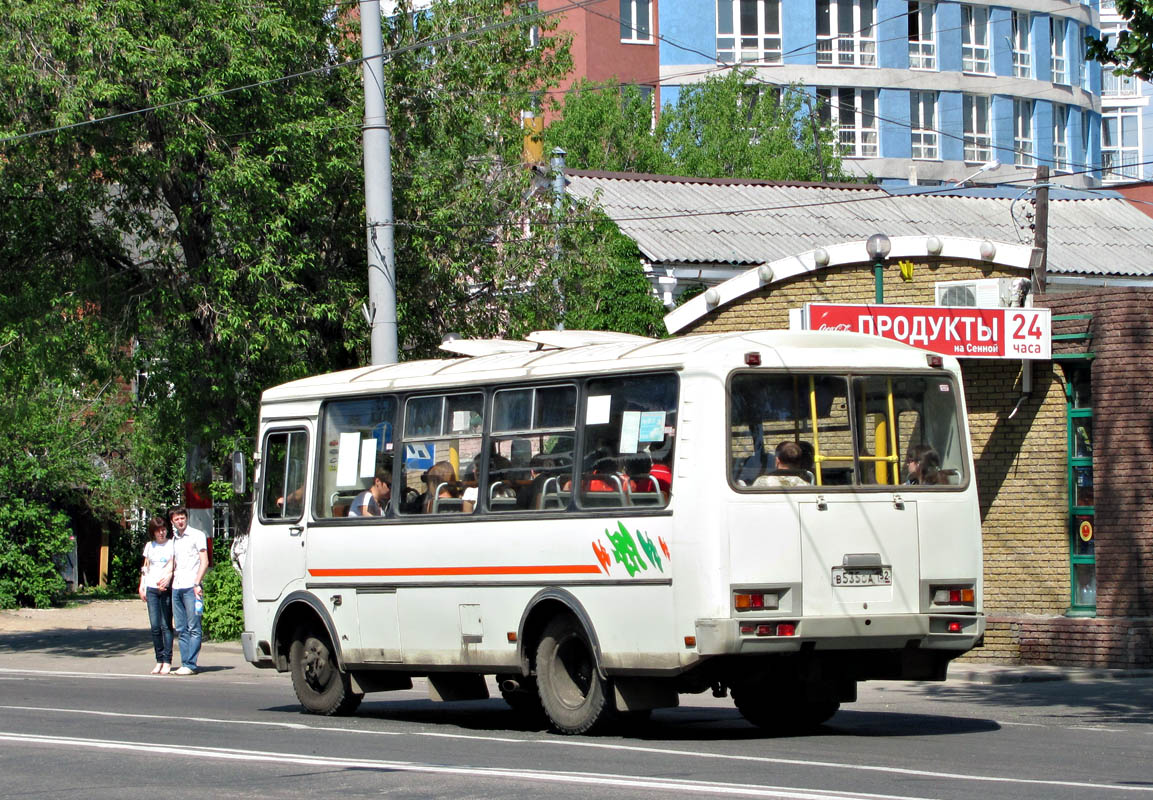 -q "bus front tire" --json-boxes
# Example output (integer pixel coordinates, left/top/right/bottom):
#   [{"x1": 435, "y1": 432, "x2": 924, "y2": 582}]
[
  {"x1": 535, "y1": 616, "x2": 609, "y2": 735},
  {"x1": 289, "y1": 627, "x2": 363, "y2": 716}
]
